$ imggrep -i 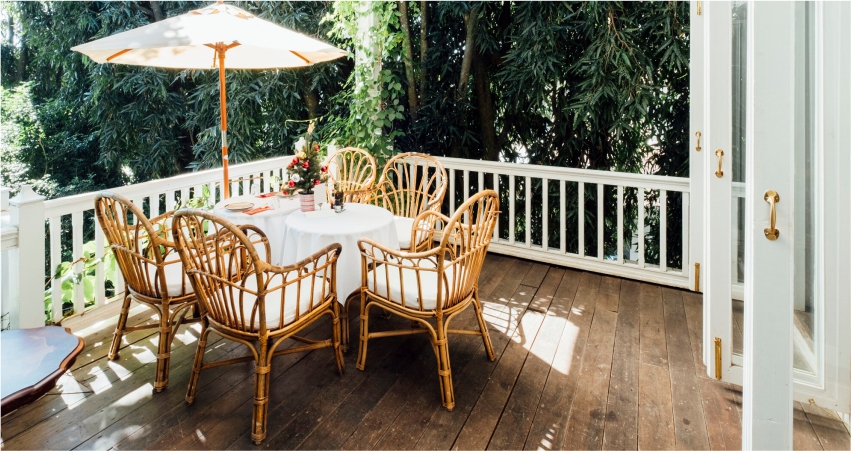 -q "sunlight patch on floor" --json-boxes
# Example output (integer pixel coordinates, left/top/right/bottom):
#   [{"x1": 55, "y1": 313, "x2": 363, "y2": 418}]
[
  {"x1": 57, "y1": 373, "x2": 89, "y2": 408},
  {"x1": 551, "y1": 322, "x2": 579, "y2": 376},
  {"x1": 87, "y1": 365, "x2": 114, "y2": 394}
]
